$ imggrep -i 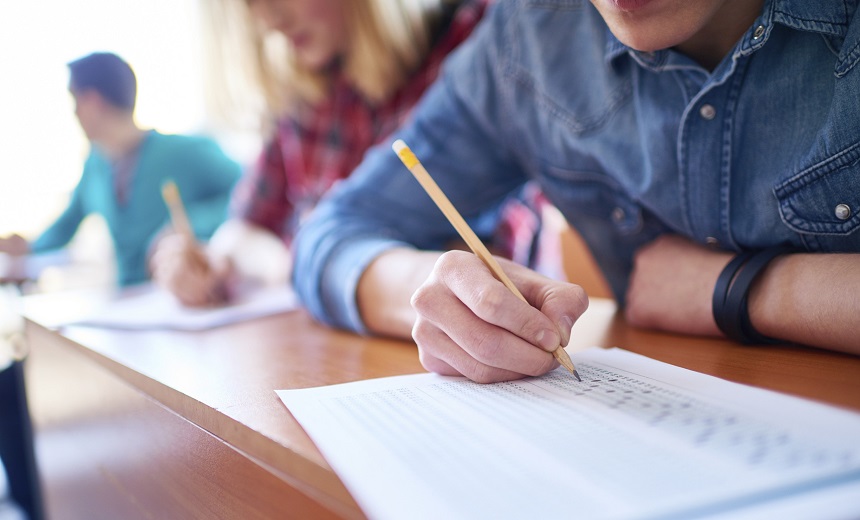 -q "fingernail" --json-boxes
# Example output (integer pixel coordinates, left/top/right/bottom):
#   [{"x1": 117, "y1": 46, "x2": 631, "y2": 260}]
[
  {"x1": 536, "y1": 329, "x2": 559, "y2": 351},
  {"x1": 558, "y1": 315, "x2": 574, "y2": 347}
]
